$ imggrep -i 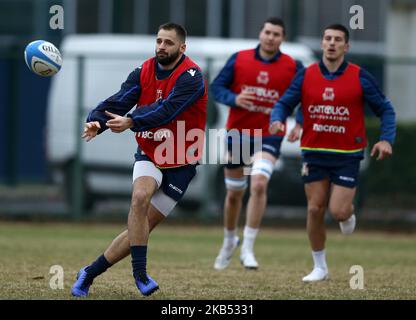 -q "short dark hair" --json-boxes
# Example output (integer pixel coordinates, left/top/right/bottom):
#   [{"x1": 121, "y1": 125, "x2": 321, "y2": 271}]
[
  {"x1": 158, "y1": 22, "x2": 187, "y2": 43},
  {"x1": 324, "y1": 24, "x2": 350, "y2": 43},
  {"x1": 262, "y1": 17, "x2": 286, "y2": 35}
]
